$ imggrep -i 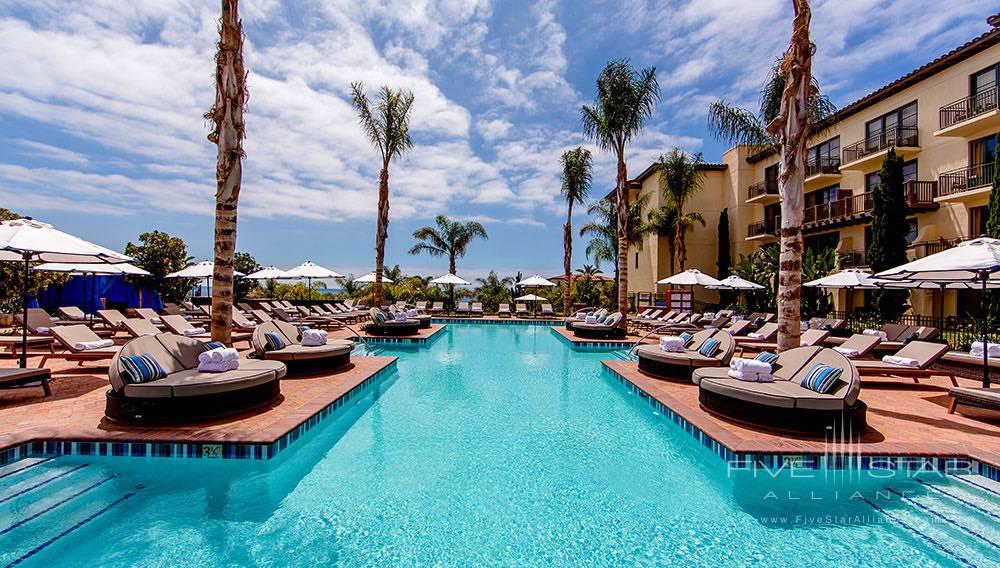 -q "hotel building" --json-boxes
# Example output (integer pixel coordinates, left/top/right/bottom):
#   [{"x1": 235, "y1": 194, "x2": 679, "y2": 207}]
[{"x1": 626, "y1": 23, "x2": 999, "y2": 320}]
